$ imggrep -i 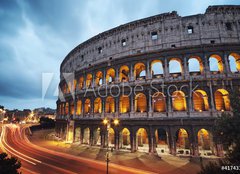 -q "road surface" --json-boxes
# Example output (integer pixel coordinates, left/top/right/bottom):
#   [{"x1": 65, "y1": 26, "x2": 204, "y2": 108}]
[{"x1": 0, "y1": 124, "x2": 156, "y2": 174}]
